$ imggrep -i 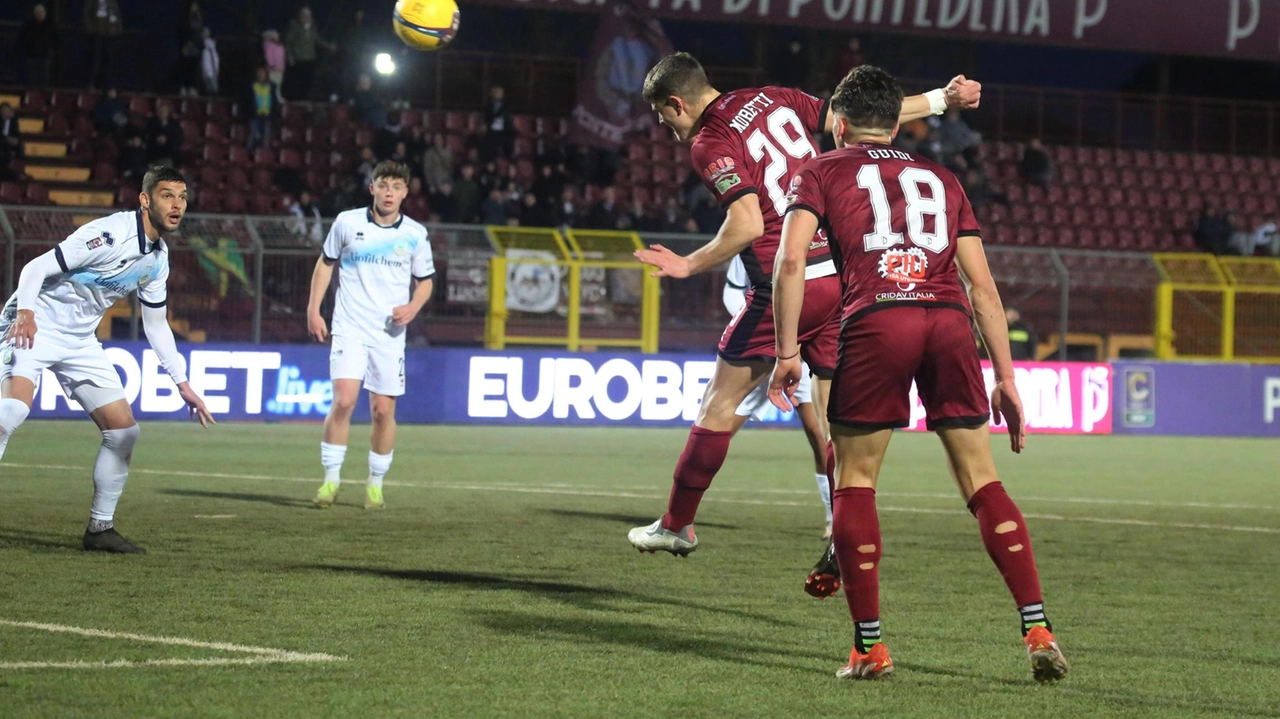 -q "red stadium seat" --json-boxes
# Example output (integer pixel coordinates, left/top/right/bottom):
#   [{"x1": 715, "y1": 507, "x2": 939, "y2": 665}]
[
  {"x1": 225, "y1": 167, "x2": 249, "y2": 188},
  {"x1": 22, "y1": 182, "x2": 47, "y2": 205},
  {"x1": 279, "y1": 148, "x2": 303, "y2": 169},
  {"x1": 23, "y1": 90, "x2": 48, "y2": 110},
  {"x1": 512, "y1": 137, "x2": 534, "y2": 158},
  {"x1": 253, "y1": 147, "x2": 275, "y2": 166},
  {"x1": 399, "y1": 108, "x2": 424, "y2": 129},
  {"x1": 227, "y1": 145, "x2": 250, "y2": 166},
  {"x1": 512, "y1": 115, "x2": 536, "y2": 138},
  {"x1": 207, "y1": 100, "x2": 233, "y2": 122},
  {"x1": 444, "y1": 112, "x2": 468, "y2": 132},
  {"x1": 628, "y1": 143, "x2": 648, "y2": 162},
  {"x1": 198, "y1": 166, "x2": 224, "y2": 189},
  {"x1": 91, "y1": 162, "x2": 117, "y2": 184},
  {"x1": 1076, "y1": 228, "x2": 1098, "y2": 249},
  {"x1": 1191, "y1": 154, "x2": 1210, "y2": 172},
  {"x1": 76, "y1": 91, "x2": 102, "y2": 111},
  {"x1": 1099, "y1": 168, "x2": 1119, "y2": 186},
  {"x1": 627, "y1": 162, "x2": 650, "y2": 185},
  {"x1": 1257, "y1": 176, "x2": 1274, "y2": 193},
  {"x1": 1054, "y1": 227, "x2": 1076, "y2": 247},
  {"x1": 116, "y1": 186, "x2": 140, "y2": 209},
  {"x1": 1058, "y1": 165, "x2": 1080, "y2": 185},
  {"x1": 194, "y1": 191, "x2": 224, "y2": 214},
  {"x1": 251, "y1": 167, "x2": 274, "y2": 191},
  {"x1": 1172, "y1": 154, "x2": 1191, "y2": 171},
  {"x1": 354, "y1": 128, "x2": 374, "y2": 147},
  {"x1": 204, "y1": 121, "x2": 228, "y2": 144},
  {"x1": 248, "y1": 193, "x2": 276, "y2": 216},
  {"x1": 222, "y1": 192, "x2": 247, "y2": 213},
  {"x1": 1064, "y1": 185, "x2": 1084, "y2": 205},
  {"x1": 0, "y1": 182, "x2": 23, "y2": 203}
]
